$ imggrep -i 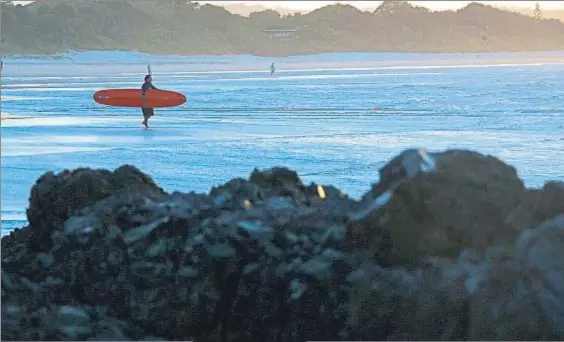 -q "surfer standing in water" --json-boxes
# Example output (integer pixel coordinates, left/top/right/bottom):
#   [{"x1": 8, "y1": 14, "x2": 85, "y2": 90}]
[
  {"x1": 141, "y1": 74, "x2": 158, "y2": 128},
  {"x1": 270, "y1": 62, "x2": 276, "y2": 77}
]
